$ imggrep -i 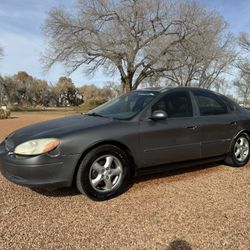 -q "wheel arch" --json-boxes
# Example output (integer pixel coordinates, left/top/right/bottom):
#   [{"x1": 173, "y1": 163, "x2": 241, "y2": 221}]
[
  {"x1": 225, "y1": 129, "x2": 250, "y2": 167},
  {"x1": 72, "y1": 140, "x2": 136, "y2": 186},
  {"x1": 228, "y1": 129, "x2": 250, "y2": 152},
  {"x1": 233, "y1": 129, "x2": 250, "y2": 140},
  {"x1": 241, "y1": 130, "x2": 250, "y2": 139}
]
